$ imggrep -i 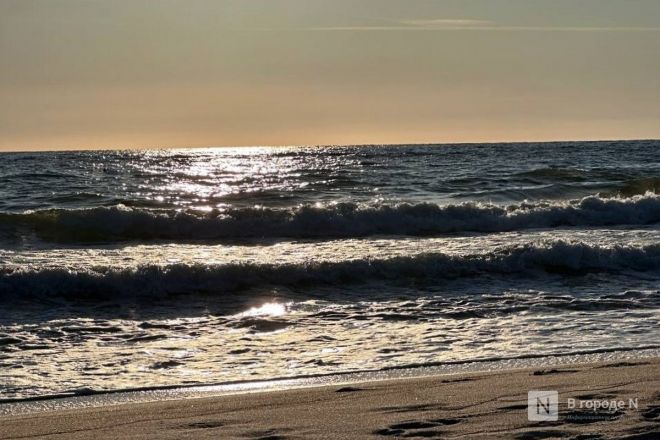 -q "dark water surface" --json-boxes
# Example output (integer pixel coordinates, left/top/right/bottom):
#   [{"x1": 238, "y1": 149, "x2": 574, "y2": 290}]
[{"x1": 1, "y1": 140, "x2": 659, "y2": 399}]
